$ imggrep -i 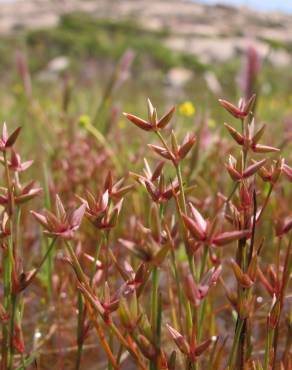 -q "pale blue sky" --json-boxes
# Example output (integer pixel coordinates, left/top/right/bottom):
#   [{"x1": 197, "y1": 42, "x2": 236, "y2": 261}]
[{"x1": 198, "y1": 0, "x2": 292, "y2": 12}]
